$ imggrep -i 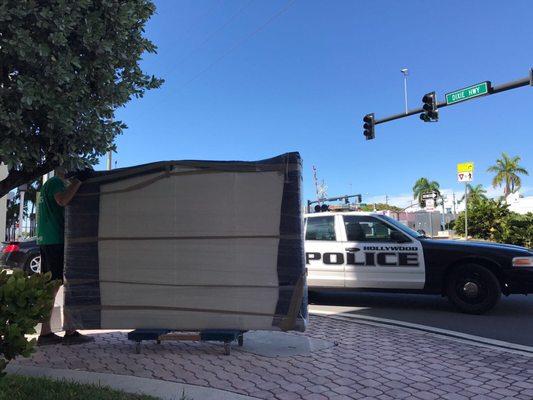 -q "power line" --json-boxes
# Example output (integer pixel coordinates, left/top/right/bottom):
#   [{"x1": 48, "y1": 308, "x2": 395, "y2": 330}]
[
  {"x1": 178, "y1": 0, "x2": 297, "y2": 90},
  {"x1": 178, "y1": 0, "x2": 225, "y2": 40},
  {"x1": 176, "y1": 0, "x2": 256, "y2": 67}
]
